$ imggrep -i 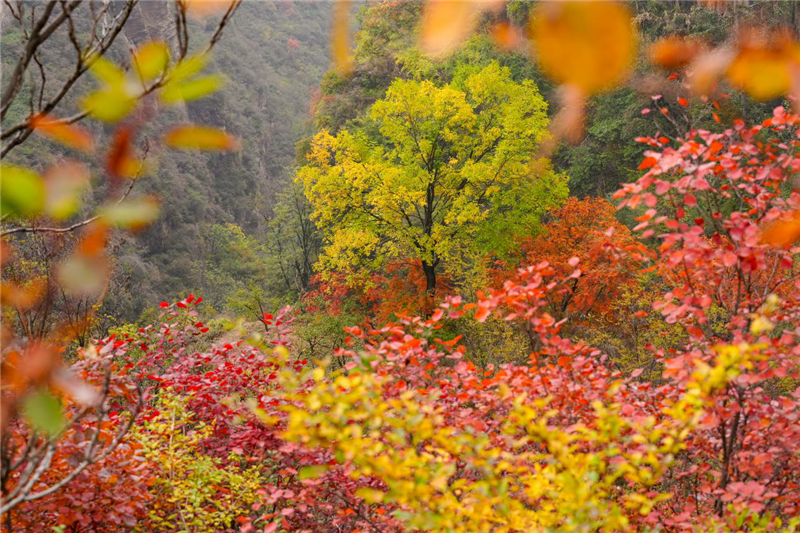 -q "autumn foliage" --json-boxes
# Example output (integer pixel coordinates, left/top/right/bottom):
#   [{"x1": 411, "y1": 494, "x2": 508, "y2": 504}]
[
  {"x1": 4, "y1": 105, "x2": 798, "y2": 531},
  {"x1": 3, "y1": 1, "x2": 800, "y2": 532},
  {"x1": 496, "y1": 196, "x2": 648, "y2": 321}
]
